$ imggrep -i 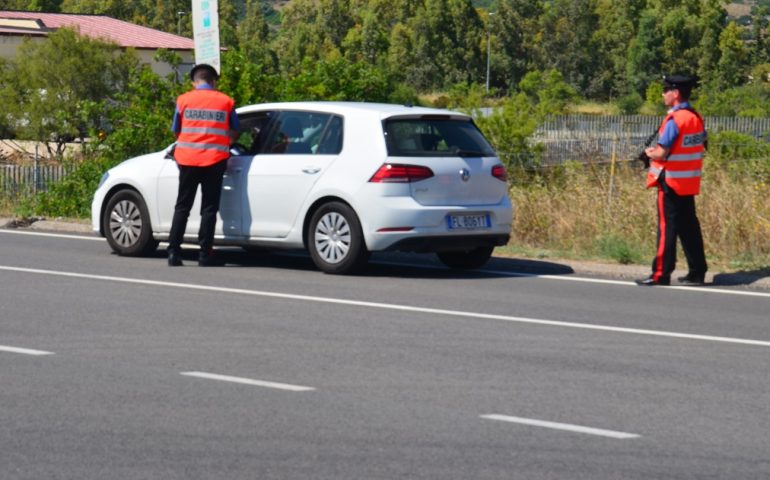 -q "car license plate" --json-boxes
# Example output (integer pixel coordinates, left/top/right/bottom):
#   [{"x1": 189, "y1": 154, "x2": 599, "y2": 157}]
[{"x1": 447, "y1": 214, "x2": 491, "y2": 230}]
